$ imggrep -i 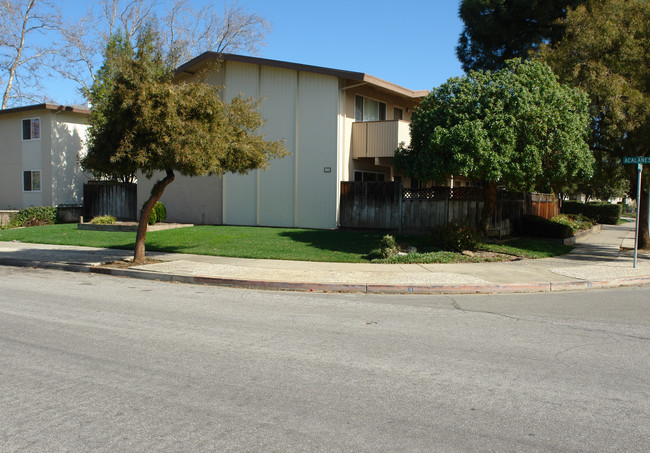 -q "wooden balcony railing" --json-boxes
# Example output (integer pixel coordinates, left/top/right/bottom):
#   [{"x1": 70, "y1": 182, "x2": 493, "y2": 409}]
[{"x1": 351, "y1": 120, "x2": 410, "y2": 159}]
